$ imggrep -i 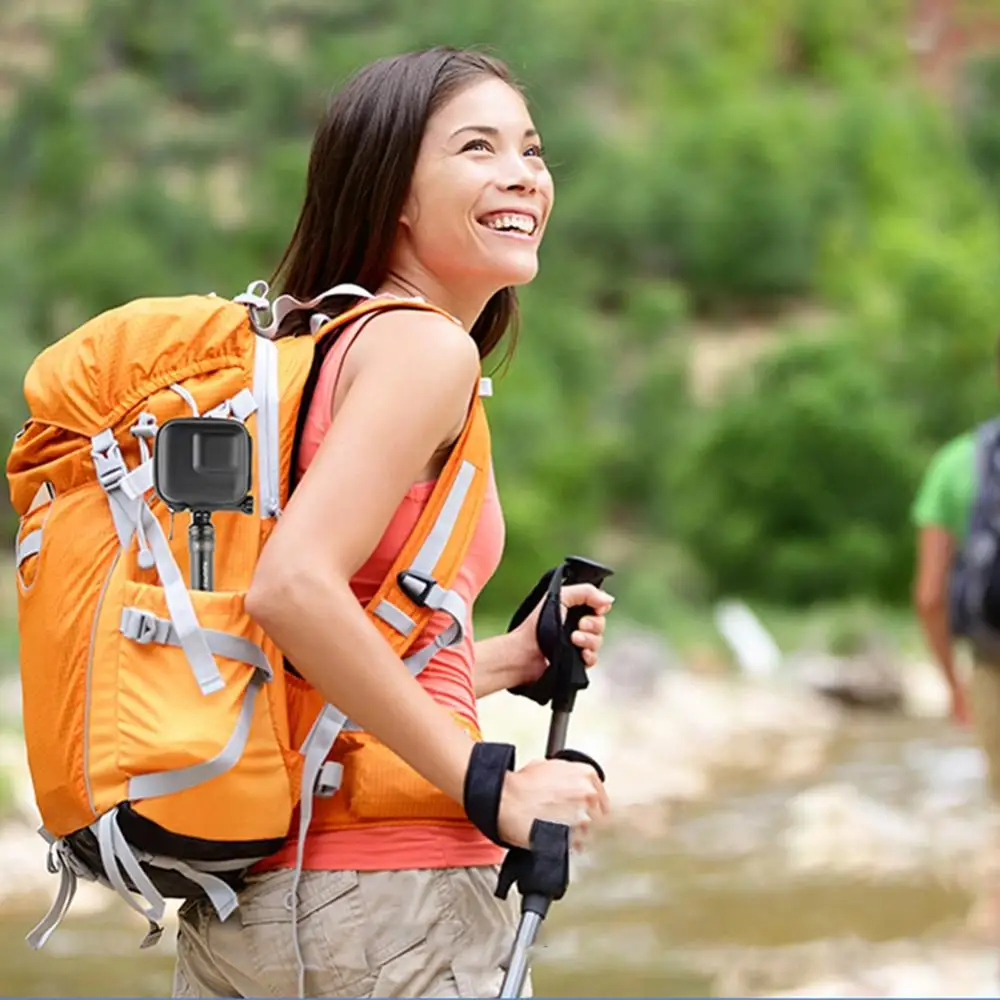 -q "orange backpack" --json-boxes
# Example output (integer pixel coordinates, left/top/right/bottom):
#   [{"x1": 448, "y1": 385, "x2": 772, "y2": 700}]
[{"x1": 6, "y1": 281, "x2": 492, "y2": 950}]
